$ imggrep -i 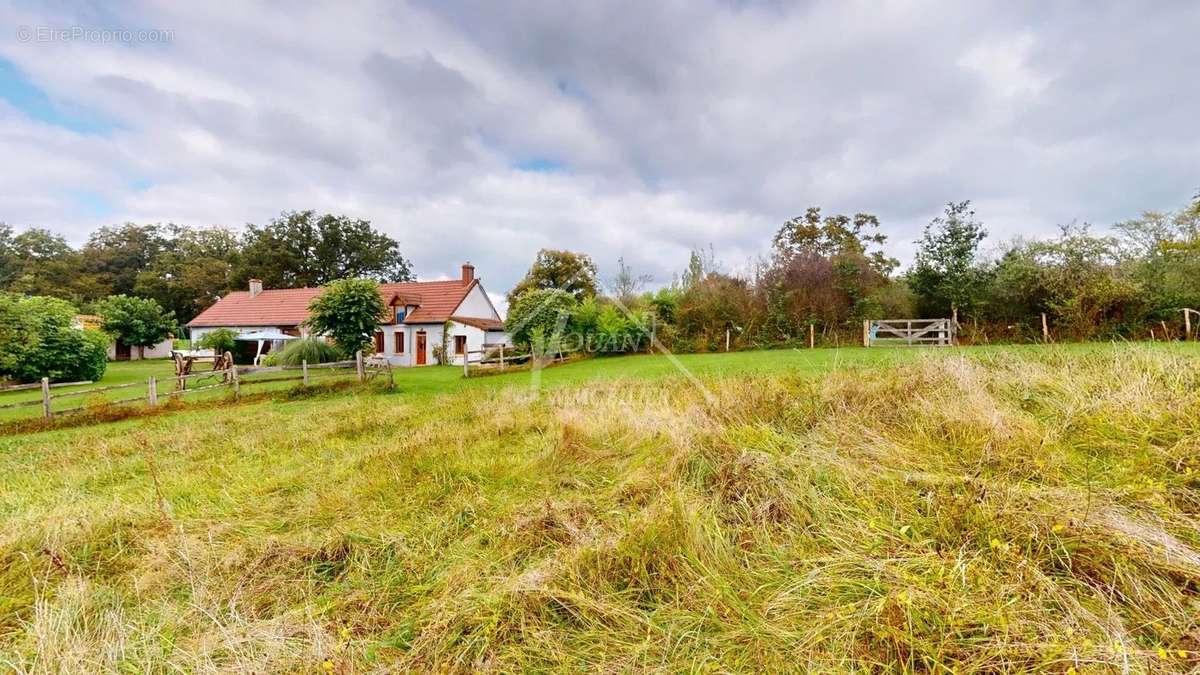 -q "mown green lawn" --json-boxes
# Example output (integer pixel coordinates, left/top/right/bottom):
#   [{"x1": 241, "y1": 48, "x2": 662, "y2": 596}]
[{"x1": 4, "y1": 342, "x2": 1198, "y2": 428}]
